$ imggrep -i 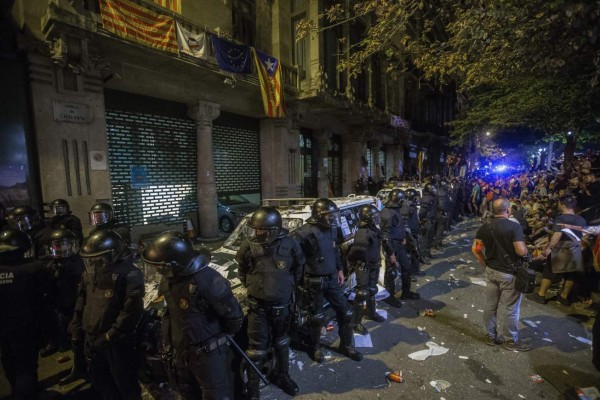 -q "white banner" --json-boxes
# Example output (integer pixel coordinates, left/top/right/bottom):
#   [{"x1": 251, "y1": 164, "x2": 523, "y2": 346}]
[{"x1": 176, "y1": 22, "x2": 207, "y2": 59}]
